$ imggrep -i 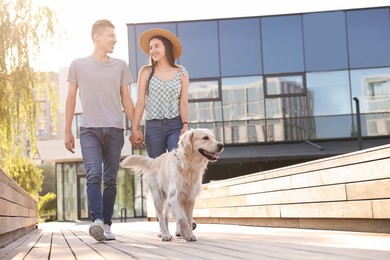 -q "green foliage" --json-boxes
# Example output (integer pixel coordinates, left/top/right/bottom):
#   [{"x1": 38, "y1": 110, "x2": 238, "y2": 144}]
[
  {"x1": 38, "y1": 192, "x2": 57, "y2": 222},
  {"x1": 2, "y1": 154, "x2": 43, "y2": 196},
  {"x1": 0, "y1": 0, "x2": 58, "y2": 194},
  {"x1": 39, "y1": 163, "x2": 56, "y2": 196}
]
